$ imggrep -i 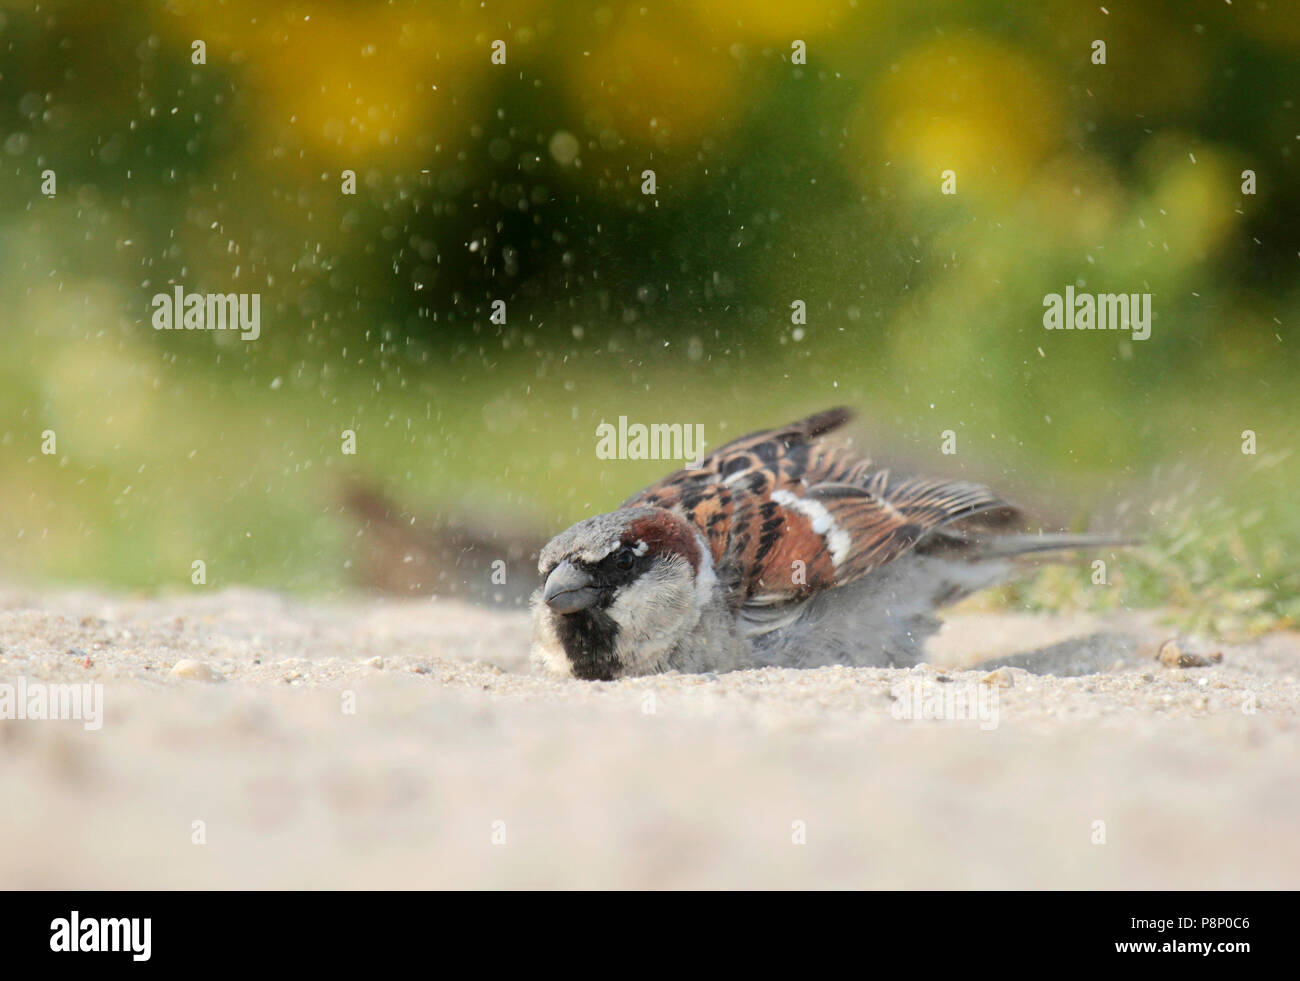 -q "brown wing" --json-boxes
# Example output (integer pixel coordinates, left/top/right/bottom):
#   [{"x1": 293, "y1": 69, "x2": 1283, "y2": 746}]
[
  {"x1": 624, "y1": 408, "x2": 1021, "y2": 608},
  {"x1": 624, "y1": 407, "x2": 864, "y2": 508}
]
